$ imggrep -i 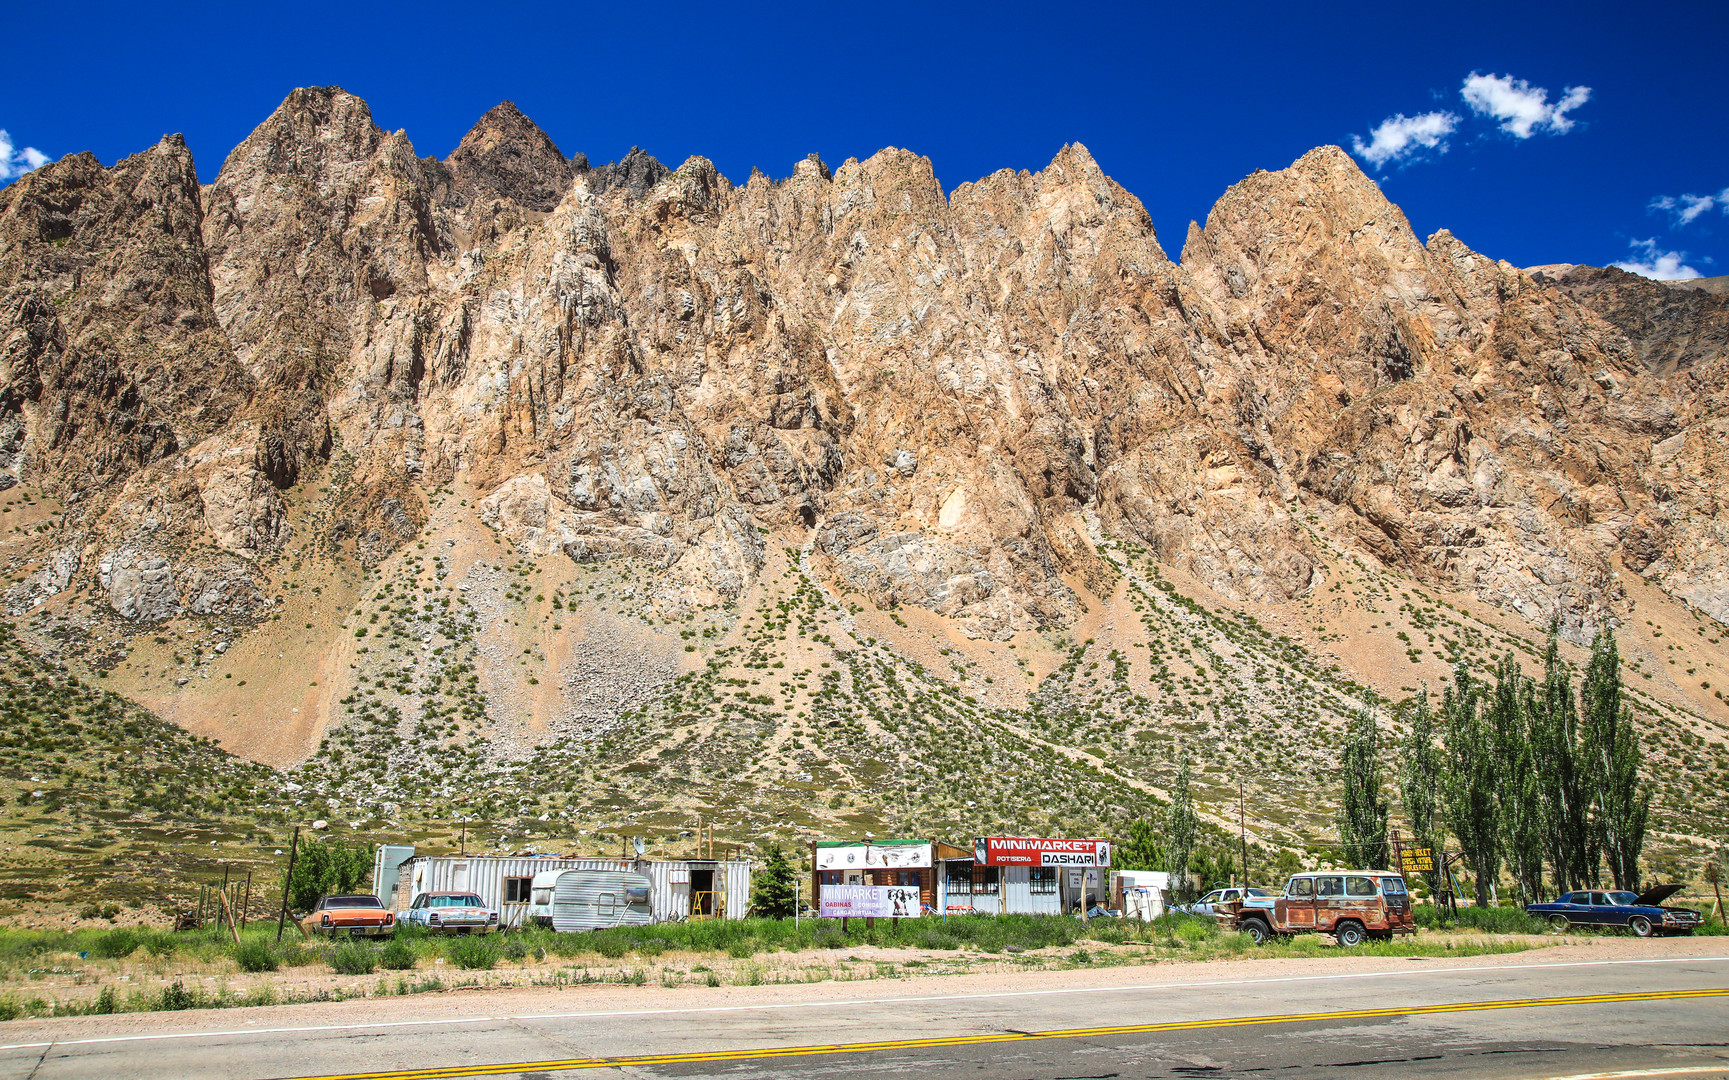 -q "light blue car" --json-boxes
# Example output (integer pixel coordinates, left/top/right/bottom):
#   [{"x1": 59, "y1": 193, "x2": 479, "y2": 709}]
[{"x1": 402, "y1": 891, "x2": 499, "y2": 934}]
